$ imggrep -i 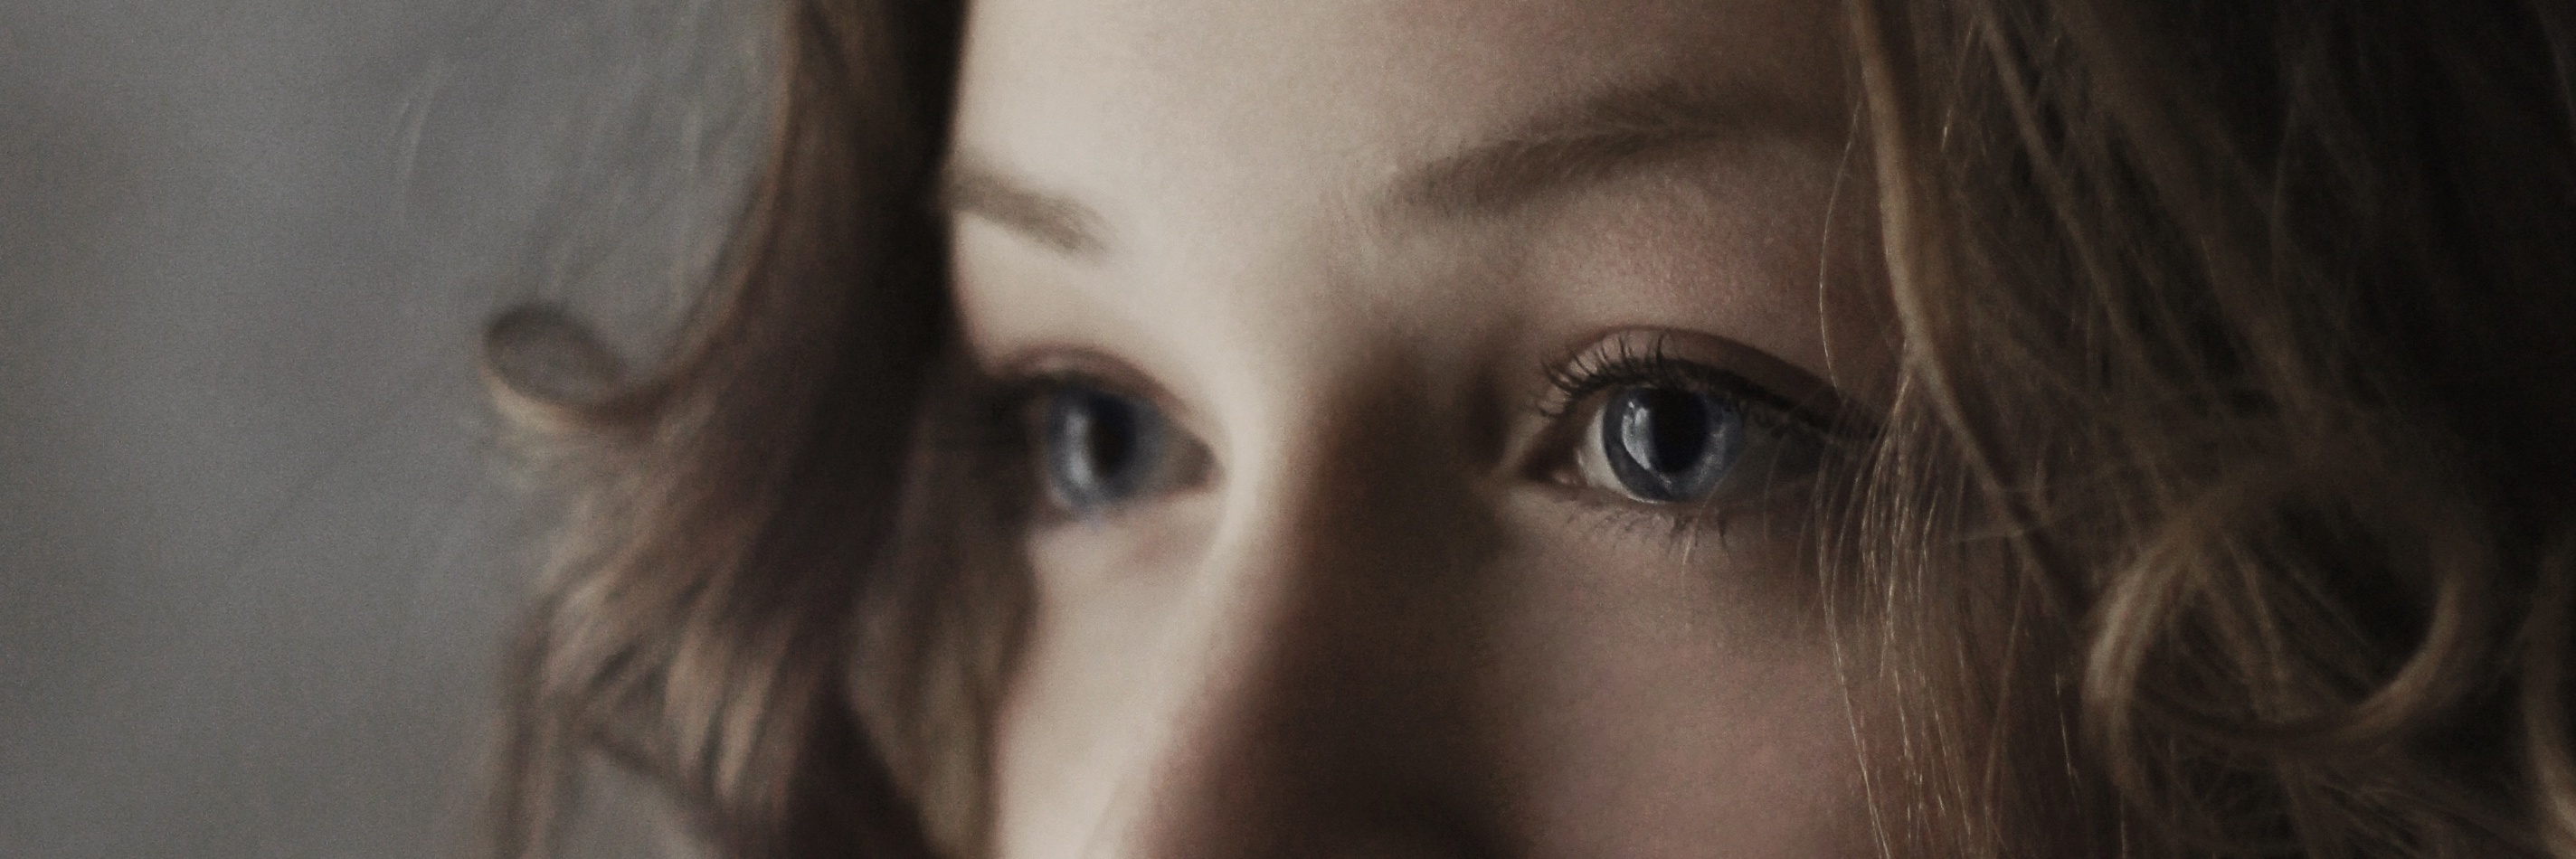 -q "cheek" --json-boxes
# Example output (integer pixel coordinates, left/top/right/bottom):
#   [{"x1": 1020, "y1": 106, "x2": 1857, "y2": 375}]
[{"x1": 1477, "y1": 498, "x2": 1872, "y2": 857}]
